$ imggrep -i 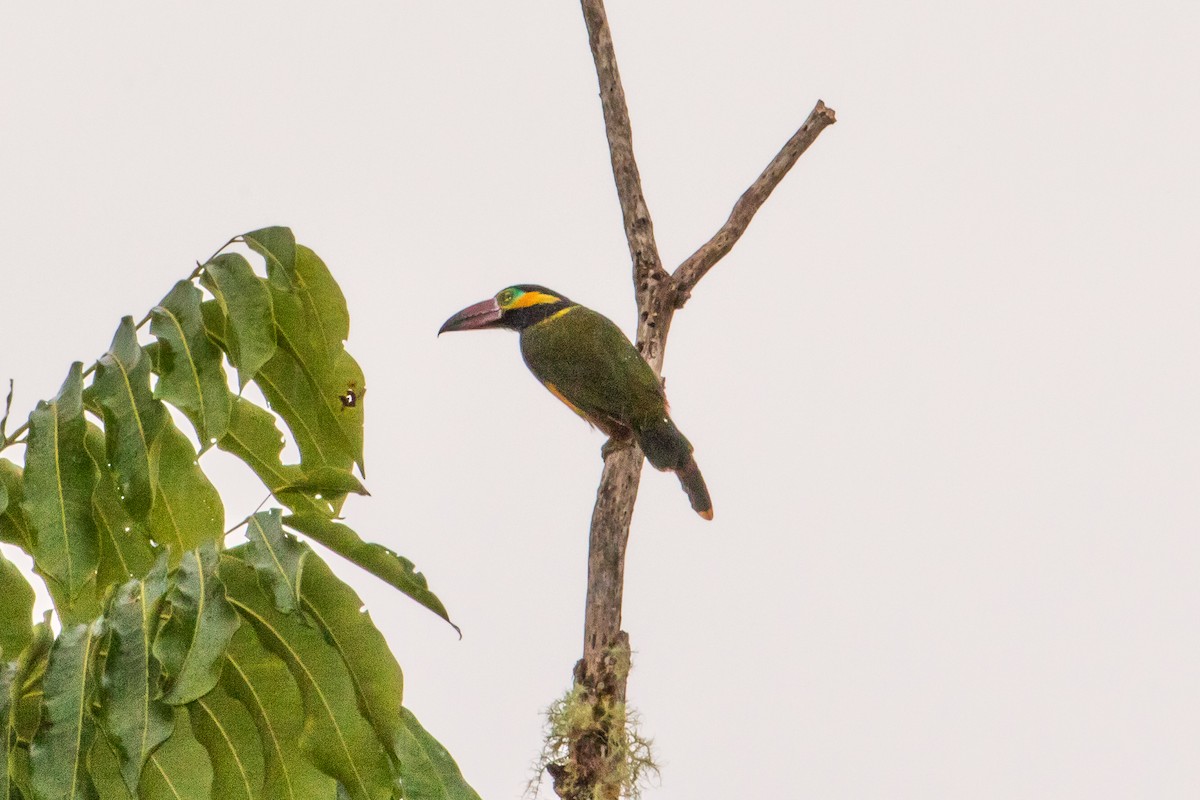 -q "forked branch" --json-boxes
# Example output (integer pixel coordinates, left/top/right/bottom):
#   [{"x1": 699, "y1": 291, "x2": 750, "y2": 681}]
[
  {"x1": 673, "y1": 100, "x2": 837, "y2": 304},
  {"x1": 550, "y1": 2, "x2": 834, "y2": 799}
]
